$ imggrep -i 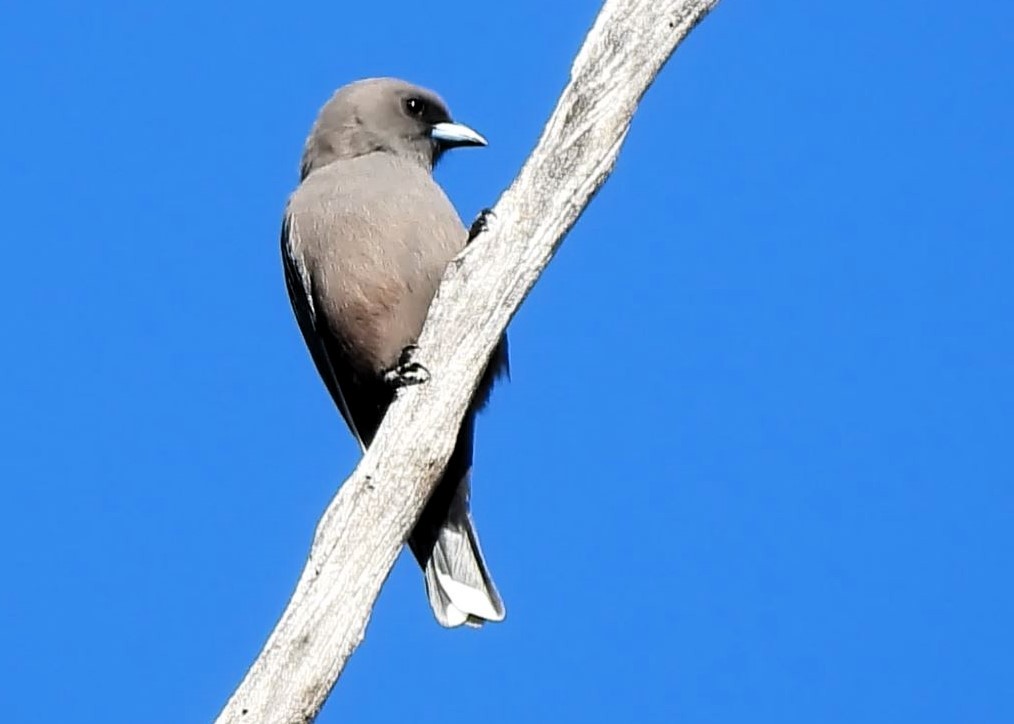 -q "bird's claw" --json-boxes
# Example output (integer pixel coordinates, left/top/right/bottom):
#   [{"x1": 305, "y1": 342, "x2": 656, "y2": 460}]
[
  {"x1": 467, "y1": 208, "x2": 495, "y2": 245},
  {"x1": 383, "y1": 345, "x2": 431, "y2": 388}
]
